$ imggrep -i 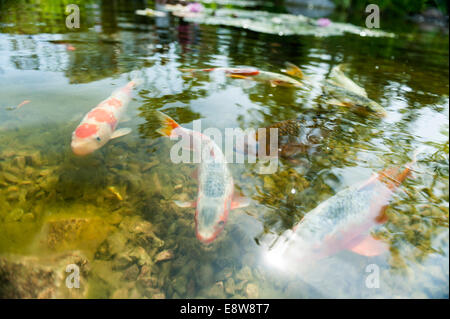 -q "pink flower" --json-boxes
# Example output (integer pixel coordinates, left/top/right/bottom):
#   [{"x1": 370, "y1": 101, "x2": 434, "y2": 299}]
[
  {"x1": 187, "y1": 3, "x2": 204, "y2": 13},
  {"x1": 317, "y1": 18, "x2": 331, "y2": 27}
]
